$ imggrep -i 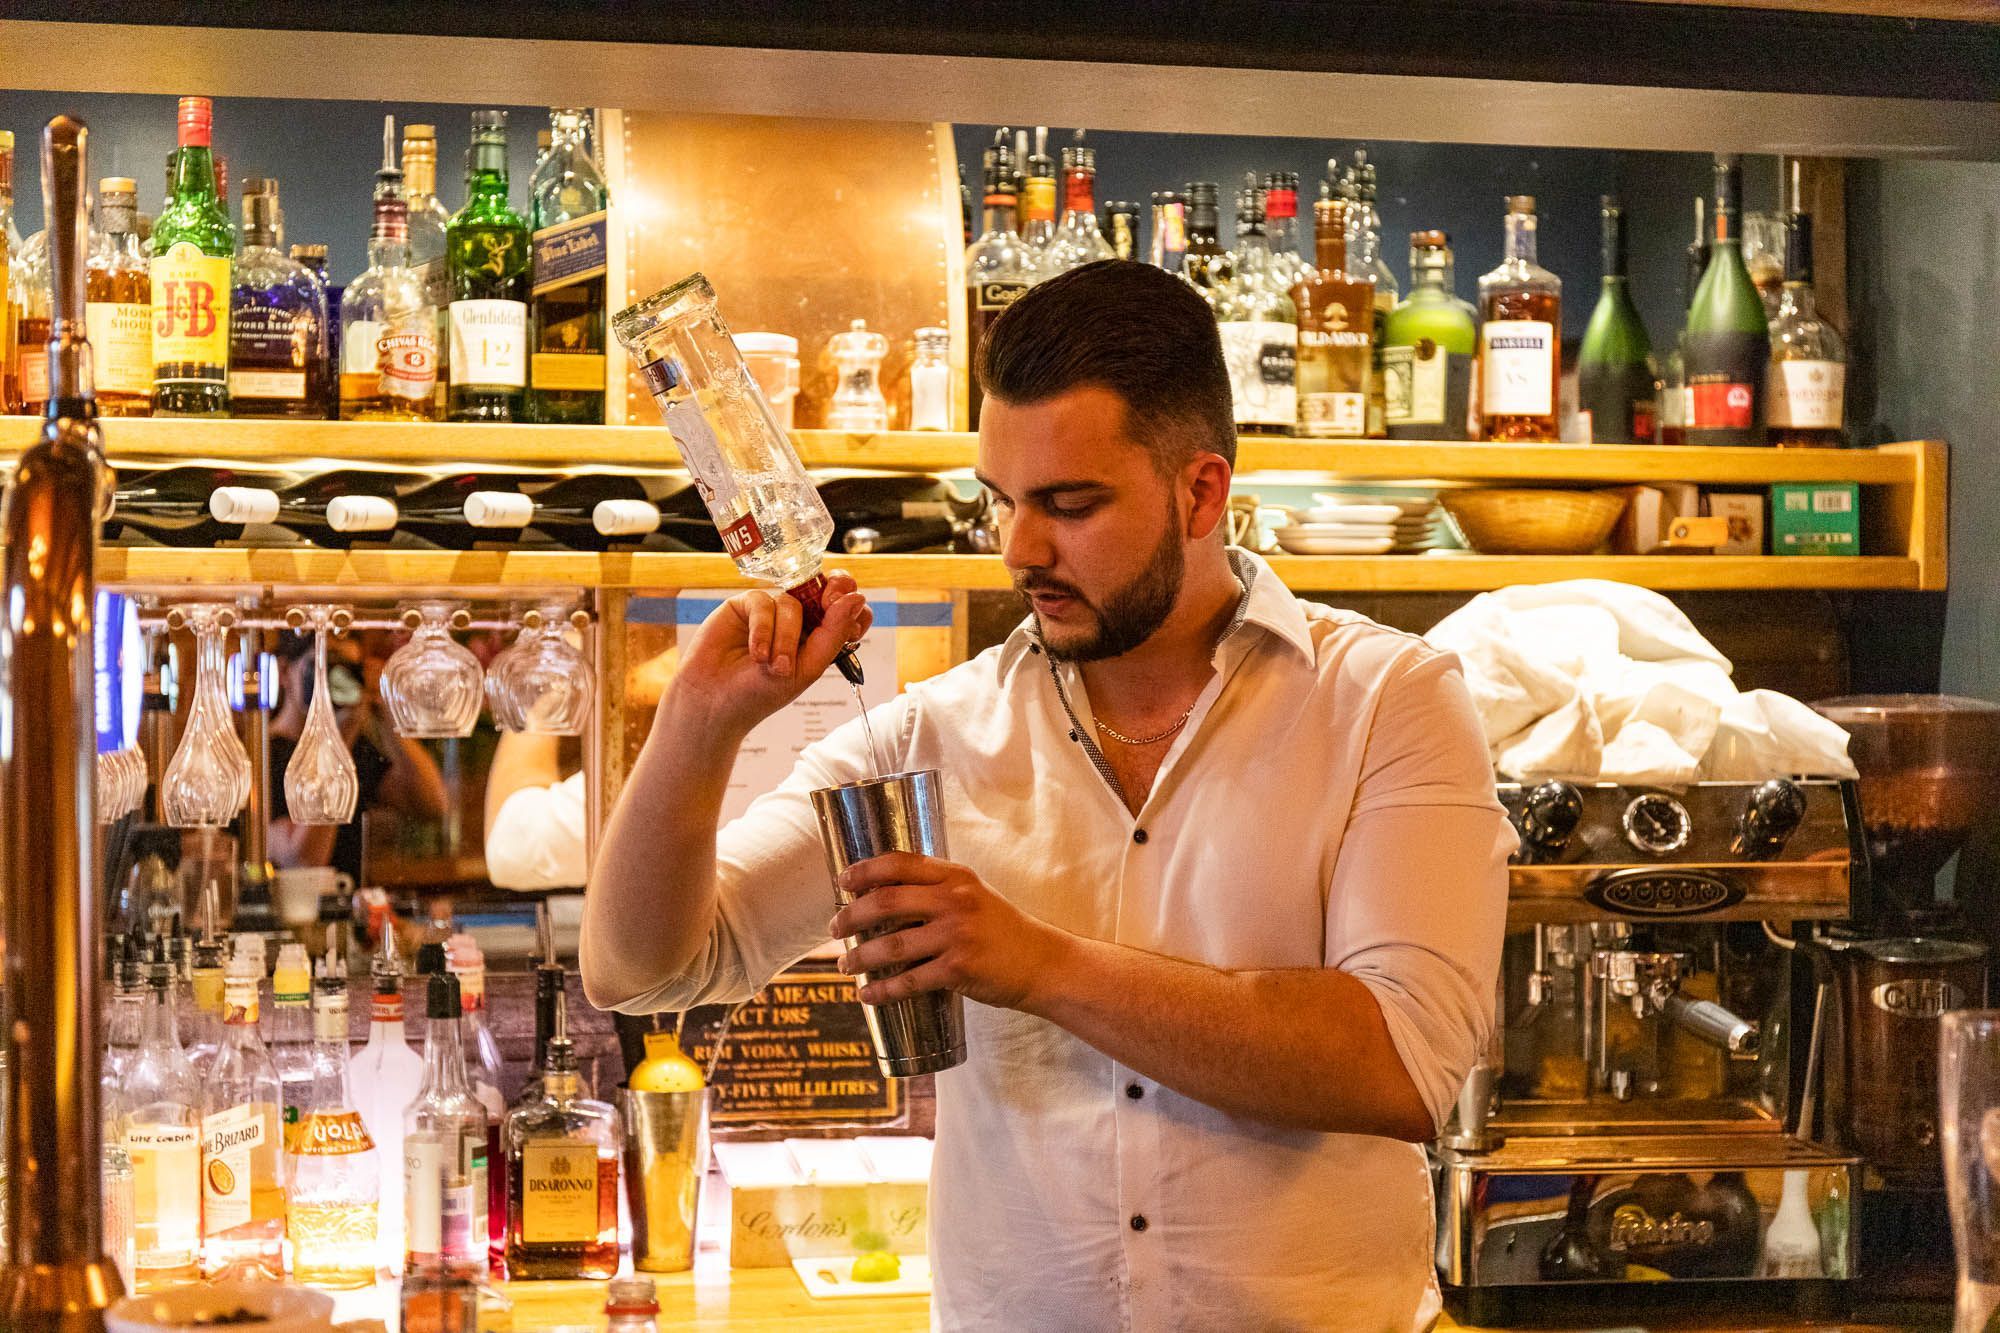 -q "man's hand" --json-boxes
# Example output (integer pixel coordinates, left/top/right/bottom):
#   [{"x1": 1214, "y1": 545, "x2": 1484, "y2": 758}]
[
  {"x1": 669, "y1": 573, "x2": 873, "y2": 742},
  {"x1": 829, "y1": 852, "x2": 1070, "y2": 1012}
]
